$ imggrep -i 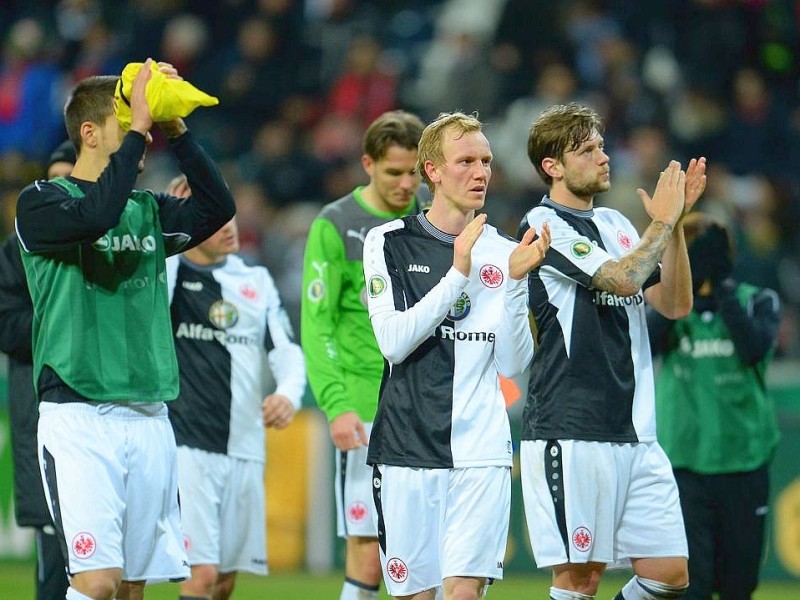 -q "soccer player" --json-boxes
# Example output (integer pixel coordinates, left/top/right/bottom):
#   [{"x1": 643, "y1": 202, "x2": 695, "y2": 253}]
[
  {"x1": 301, "y1": 110, "x2": 425, "y2": 600},
  {"x1": 2, "y1": 140, "x2": 75, "y2": 600},
  {"x1": 165, "y1": 175, "x2": 306, "y2": 600},
  {"x1": 649, "y1": 212, "x2": 781, "y2": 600},
  {"x1": 363, "y1": 111, "x2": 551, "y2": 600},
  {"x1": 14, "y1": 59, "x2": 235, "y2": 600},
  {"x1": 517, "y1": 102, "x2": 706, "y2": 600}
]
